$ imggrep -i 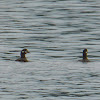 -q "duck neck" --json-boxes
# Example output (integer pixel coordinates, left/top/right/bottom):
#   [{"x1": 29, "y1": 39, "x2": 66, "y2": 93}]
[
  {"x1": 83, "y1": 53, "x2": 87, "y2": 60},
  {"x1": 21, "y1": 53, "x2": 26, "y2": 58}
]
